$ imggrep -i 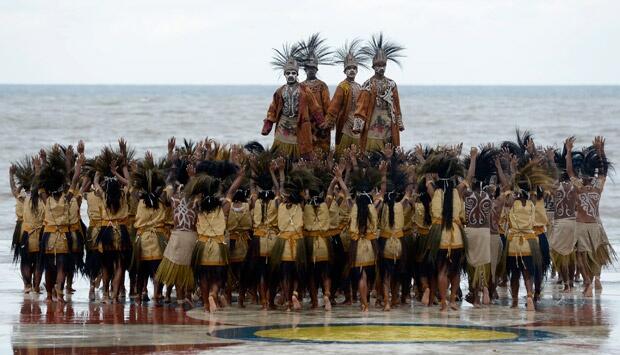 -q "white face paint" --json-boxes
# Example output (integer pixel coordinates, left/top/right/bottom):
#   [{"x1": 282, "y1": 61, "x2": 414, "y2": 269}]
[
  {"x1": 284, "y1": 70, "x2": 298, "y2": 84},
  {"x1": 345, "y1": 66, "x2": 357, "y2": 80},
  {"x1": 373, "y1": 65, "x2": 386, "y2": 76}
]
